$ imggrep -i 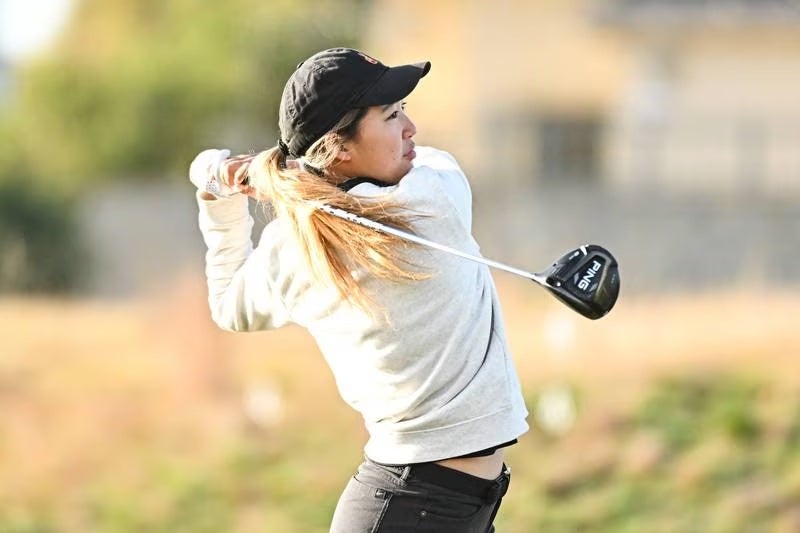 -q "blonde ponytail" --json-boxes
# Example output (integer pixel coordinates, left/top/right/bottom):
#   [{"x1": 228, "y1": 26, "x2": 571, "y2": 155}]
[{"x1": 246, "y1": 112, "x2": 428, "y2": 312}]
